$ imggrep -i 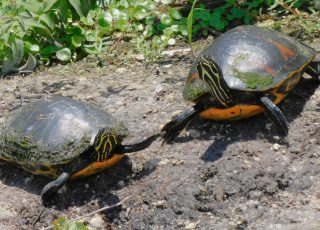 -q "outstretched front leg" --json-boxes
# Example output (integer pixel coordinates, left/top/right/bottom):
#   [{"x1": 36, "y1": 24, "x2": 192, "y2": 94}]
[
  {"x1": 305, "y1": 61, "x2": 320, "y2": 81},
  {"x1": 41, "y1": 172, "x2": 70, "y2": 201},
  {"x1": 260, "y1": 96, "x2": 289, "y2": 136},
  {"x1": 161, "y1": 103, "x2": 204, "y2": 143}
]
